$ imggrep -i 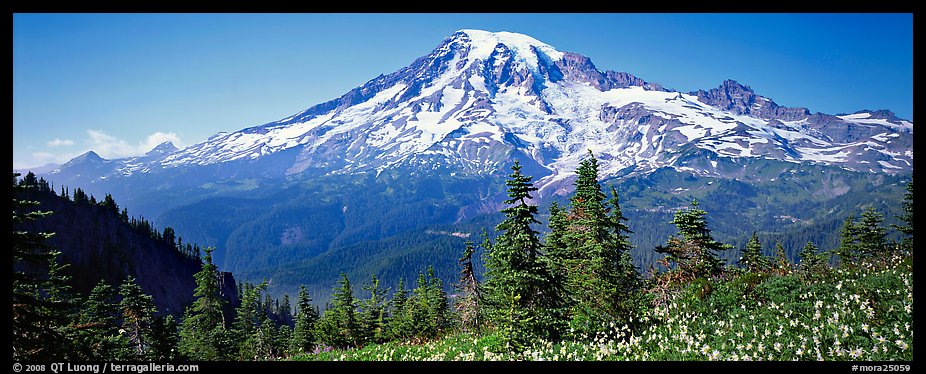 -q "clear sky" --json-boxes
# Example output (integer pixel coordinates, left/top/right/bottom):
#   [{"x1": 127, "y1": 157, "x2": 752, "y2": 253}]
[{"x1": 13, "y1": 13, "x2": 913, "y2": 169}]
